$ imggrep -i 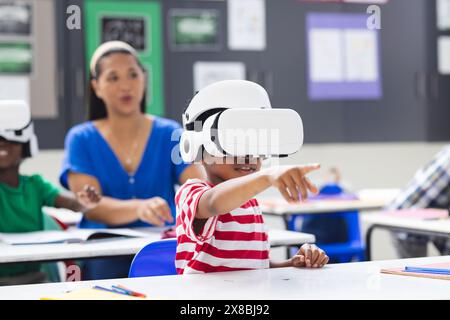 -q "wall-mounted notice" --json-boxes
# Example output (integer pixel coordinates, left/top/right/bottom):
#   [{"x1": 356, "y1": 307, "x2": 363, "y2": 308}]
[
  {"x1": 437, "y1": 0, "x2": 450, "y2": 30},
  {"x1": 169, "y1": 9, "x2": 220, "y2": 51},
  {"x1": 228, "y1": 0, "x2": 266, "y2": 51},
  {"x1": 0, "y1": 3, "x2": 32, "y2": 36},
  {"x1": 307, "y1": 13, "x2": 382, "y2": 100},
  {"x1": 298, "y1": 0, "x2": 388, "y2": 3},
  {"x1": 193, "y1": 61, "x2": 246, "y2": 92},
  {"x1": 101, "y1": 16, "x2": 148, "y2": 52},
  {"x1": 0, "y1": 76, "x2": 29, "y2": 105},
  {"x1": 438, "y1": 36, "x2": 450, "y2": 74},
  {"x1": 0, "y1": 42, "x2": 32, "y2": 74}
]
